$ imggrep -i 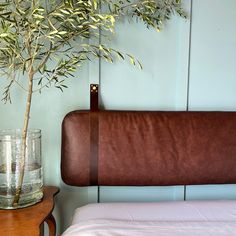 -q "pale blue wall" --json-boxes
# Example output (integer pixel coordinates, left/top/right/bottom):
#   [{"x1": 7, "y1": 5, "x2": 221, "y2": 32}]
[{"x1": 0, "y1": 0, "x2": 236, "y2": 234}]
